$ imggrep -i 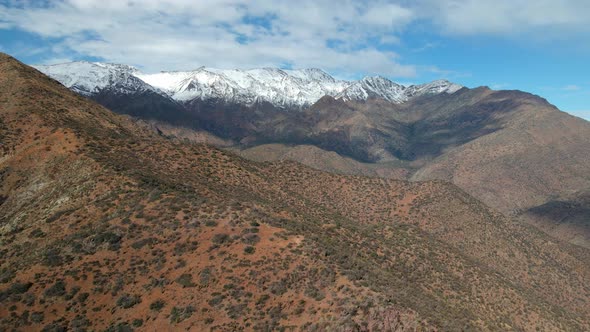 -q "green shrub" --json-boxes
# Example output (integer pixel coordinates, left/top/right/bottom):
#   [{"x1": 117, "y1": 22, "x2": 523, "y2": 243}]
[
  {"x1": 45, "y1": 280, "x2": 66, "y2": 297},
  {"x1": 0, "y1": 282, "x2": 32, "y2": 301},
  {"x1": 208, "y1": 294, "x2": 225, "y2": 307},
  {"x1": 116, "y1": 294, "x2": 141, "y2": 309},
  {"x1": 131, "y1": 237, "x2": 156, "y2": 250},
  {"x1": 175, "y1": 274, "x2": 196, "y2": 288},
  {"x1": 150, "y1": 299, "x2": 165, "y2": 312},
  {"x1": 212, "y1": 233, "x2": 231, "y2": 245},
  {"x1": 42, "y1": 248, "x2": 63, "y2": 267},
  {"x1": 77, "y1": 292, "x2": 89, "y2": 303},
  {"x1": 200, "y1": 267, "x2": 213, "y2": 286},
  {"x1": 29, "y1": 228, "x2": 46, "y2": 238},
  {"x1": 170, "y1": 306, "x2": 195, "y2": 324},
  {"x1": 104, "y1": 322, "x2": 133, "y2": 332},
  {"x1": 132, "y1": 319, "x2": 143, "y2": 327},
  {"x1": 30, "y1": 311, "x2": 44, "y2": 323},
  {"x1": 0, "y1": 268, "x2": 15, "y2": 283},
  {"x1": 92, "y1": 231, "x2": 122, "y2": 250},
  {"x1": 241, "y1": 234, "x2": 260, "y2": 245},
  {"x1": 304, "y1": 286, "x2": 325, "y2": 301}
]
